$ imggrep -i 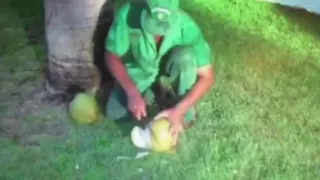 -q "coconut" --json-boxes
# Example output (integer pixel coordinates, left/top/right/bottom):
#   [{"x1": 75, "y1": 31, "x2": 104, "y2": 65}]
[
  {"x1": 150, "y1": 118, "x2": 174, "y2": 152},
  {"x1": 131, "y1": 118, "x2": 174, "y2": 152},
  {"x1": 68, "y1": 92, "x2": 101, "y2": 124}
]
